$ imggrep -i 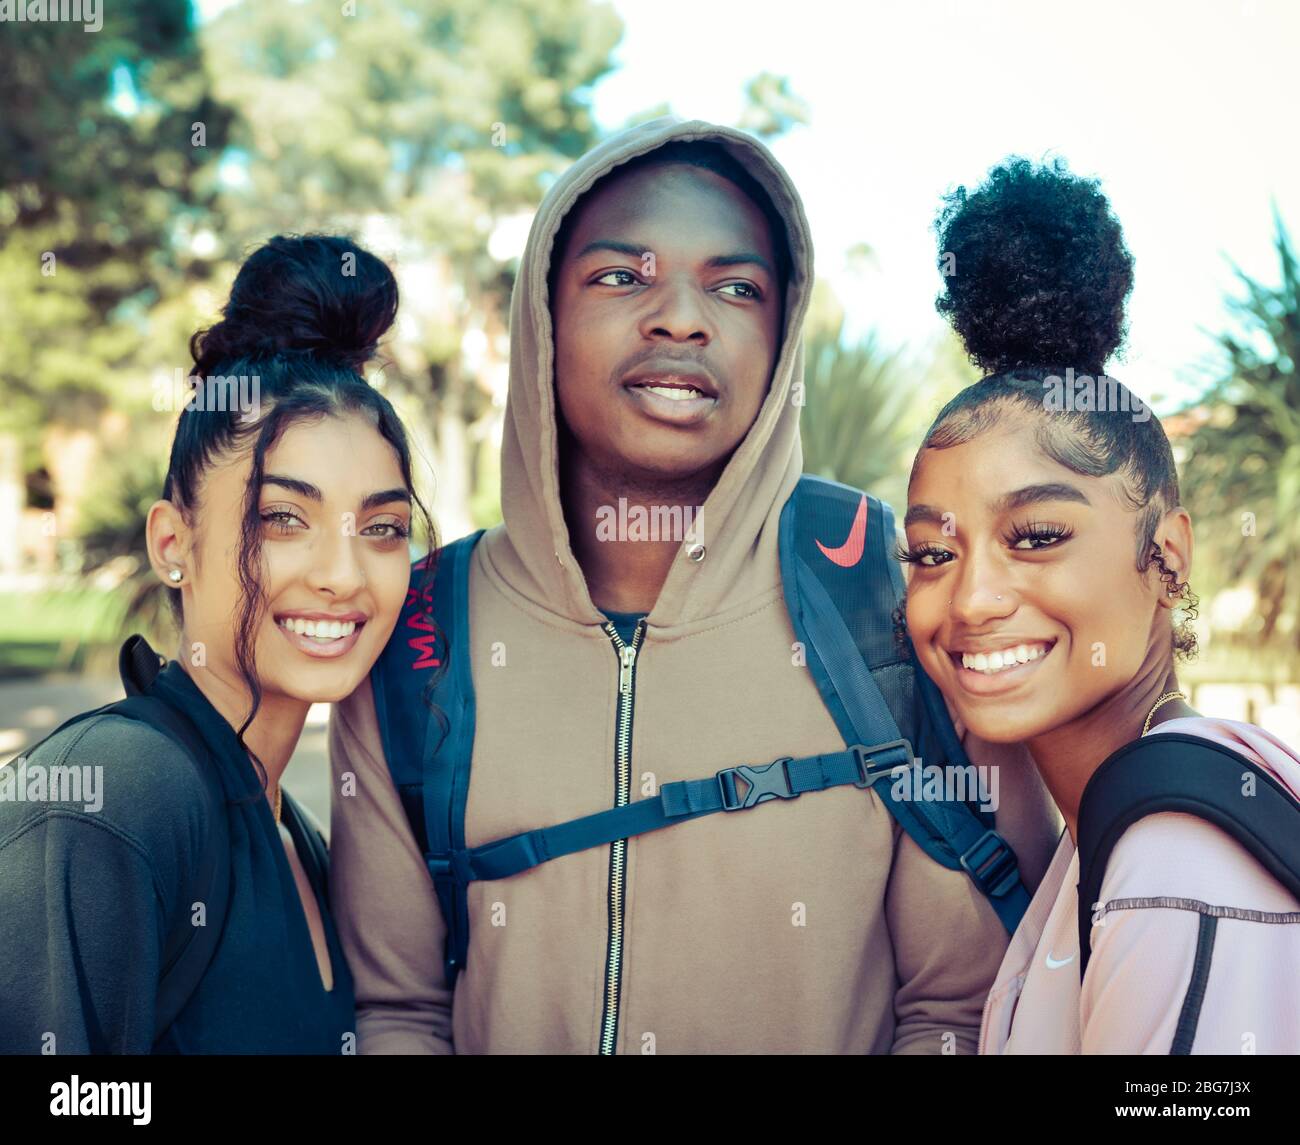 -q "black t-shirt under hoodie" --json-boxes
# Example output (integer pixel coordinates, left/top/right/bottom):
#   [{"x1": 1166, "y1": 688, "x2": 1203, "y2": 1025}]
[{"x1": 0, "y1": 638, "x2": 355, "y2": 1054}]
